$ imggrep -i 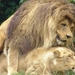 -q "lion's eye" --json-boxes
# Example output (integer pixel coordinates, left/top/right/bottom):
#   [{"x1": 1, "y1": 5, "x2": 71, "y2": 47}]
[{"x1": 61, "y1": 23, "x2": 66, "y2": 26}]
